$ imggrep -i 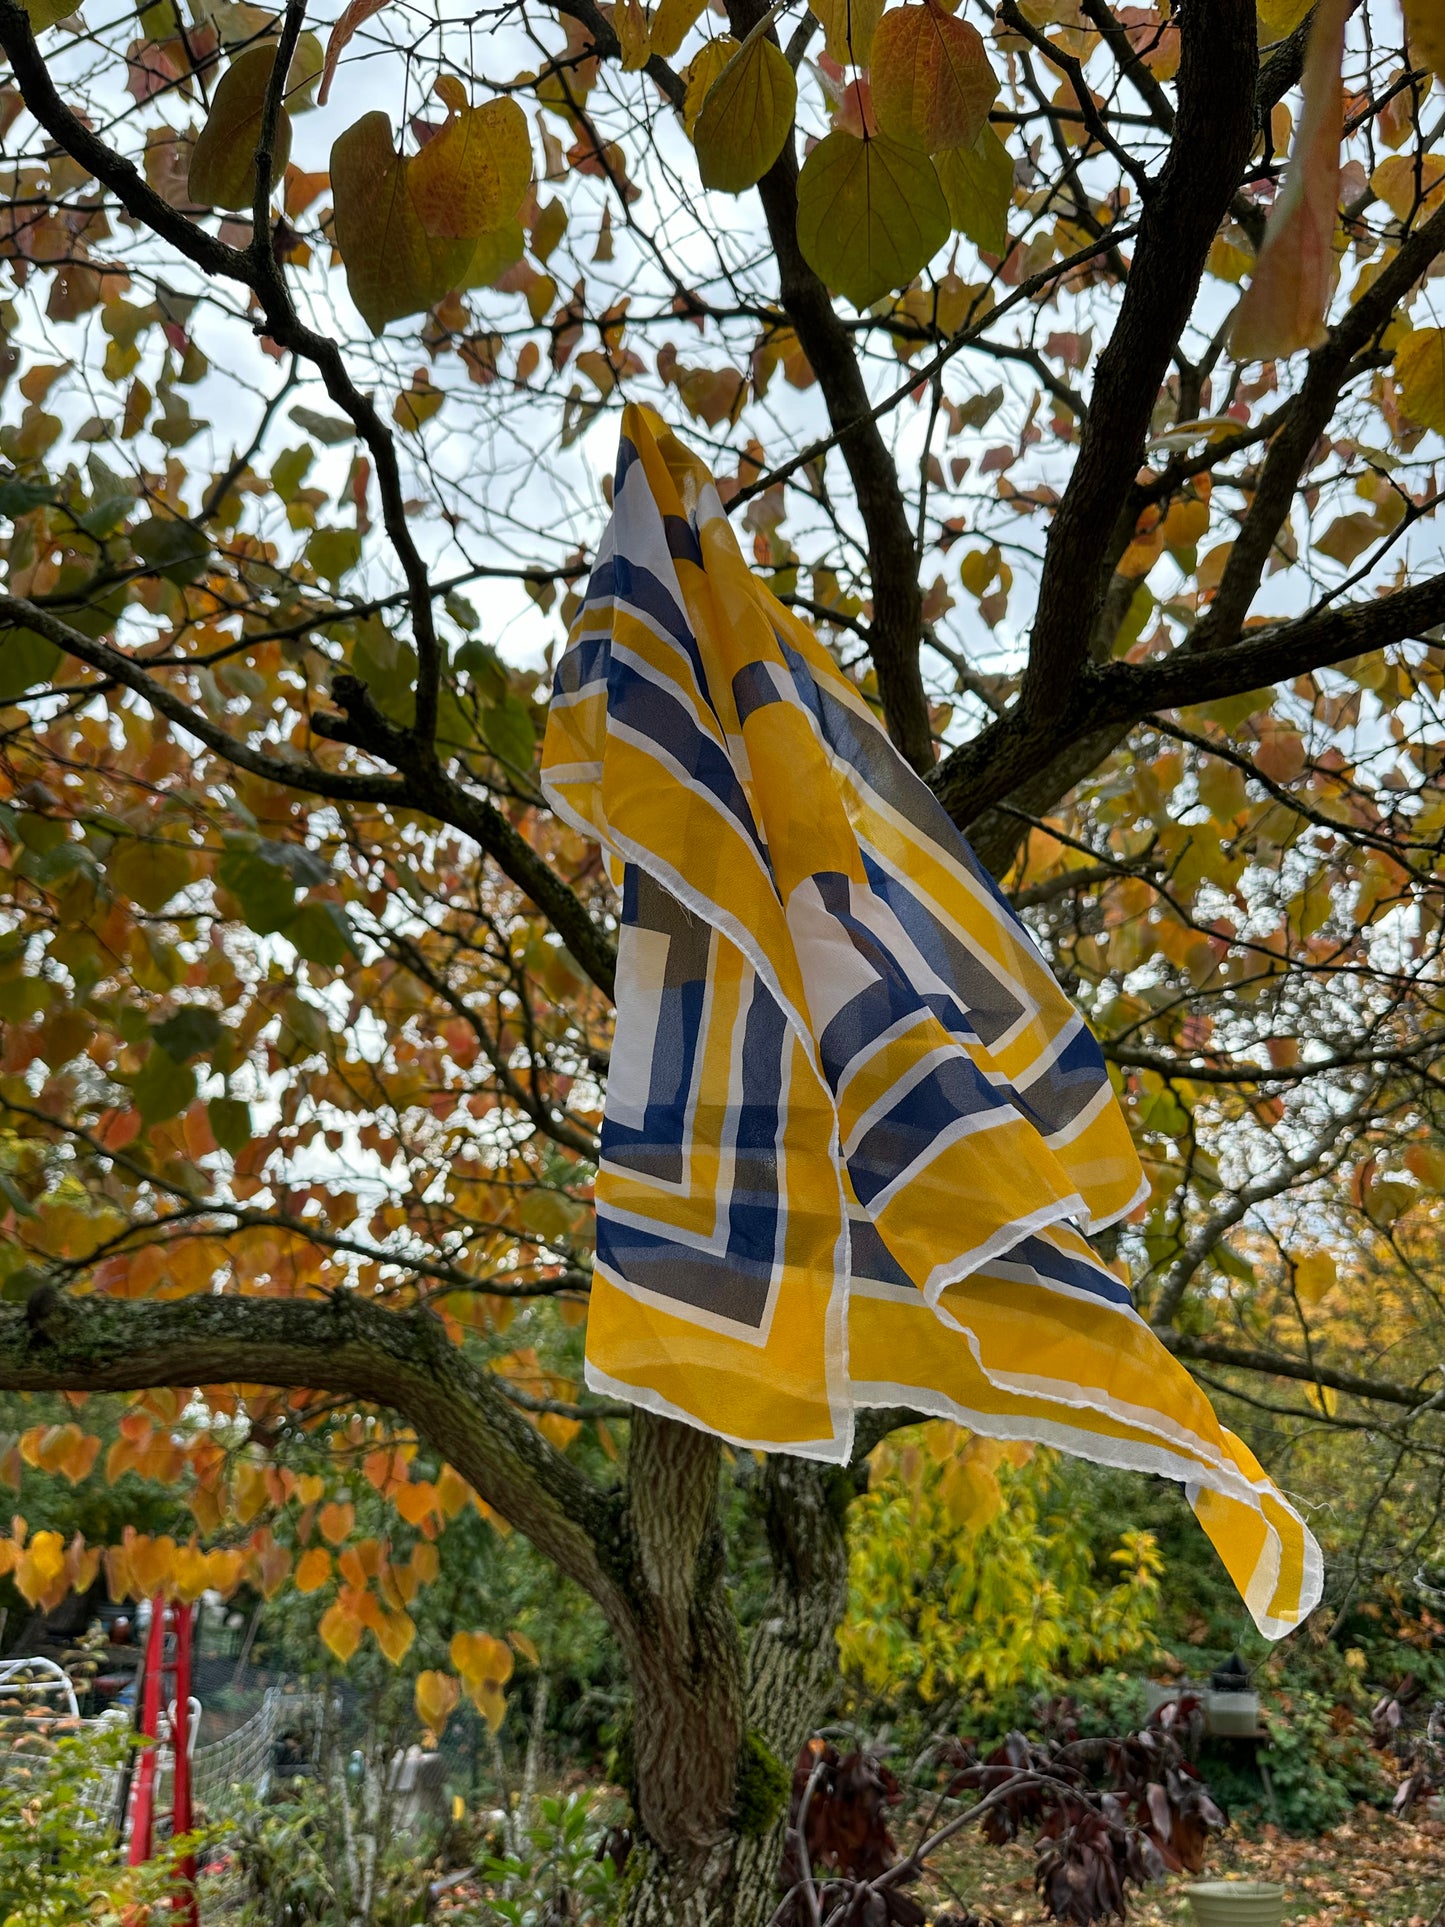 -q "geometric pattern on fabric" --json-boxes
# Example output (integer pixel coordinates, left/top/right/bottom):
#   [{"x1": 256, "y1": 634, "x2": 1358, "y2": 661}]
[{"x1": 541, "y1": 404, "x2": 1323, "y2": 1637}]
